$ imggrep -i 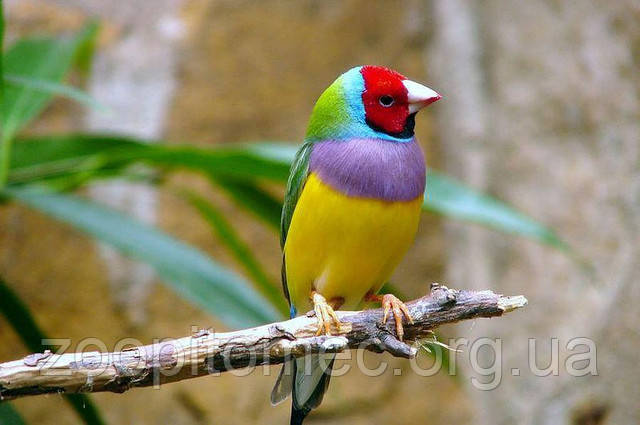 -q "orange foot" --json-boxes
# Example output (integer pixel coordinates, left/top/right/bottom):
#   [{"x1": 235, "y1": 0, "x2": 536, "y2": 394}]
[
  {"x1": 365, "y1": 292, "x2": 414, "y2": 341},
  {"x1": 311, "y1": 291, "x2": 343, "y2": 336}
]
